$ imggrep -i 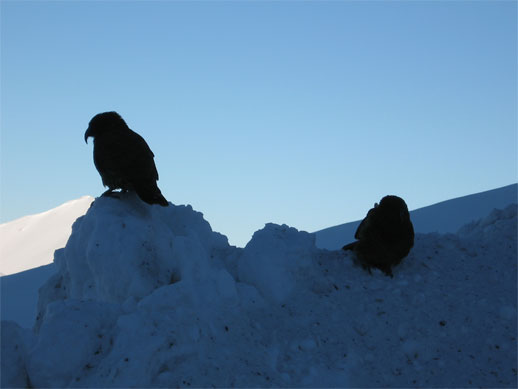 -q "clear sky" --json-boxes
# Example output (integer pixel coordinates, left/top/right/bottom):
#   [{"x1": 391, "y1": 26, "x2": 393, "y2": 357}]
[{"x1": 1, "y1": 1, "x2": 516, "y2": 247}]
